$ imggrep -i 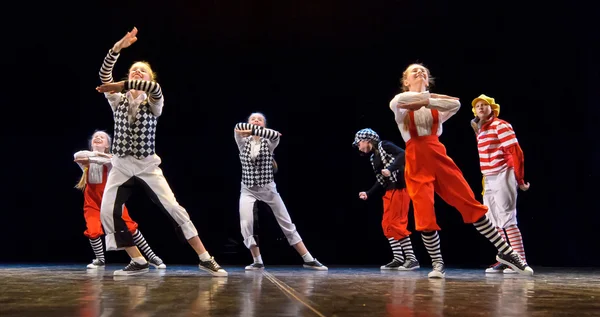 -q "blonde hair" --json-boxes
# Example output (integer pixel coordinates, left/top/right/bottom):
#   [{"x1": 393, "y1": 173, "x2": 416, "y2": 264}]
[
  {"x1": 401, "y1": 63, "x2": 435, "y2": 130},
  {"x1": 75, "y1": 131, "x2": 112, "y2": 191},
  {"x1": 129, "y1": 61, "x2": 157, "y2": 80}
]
